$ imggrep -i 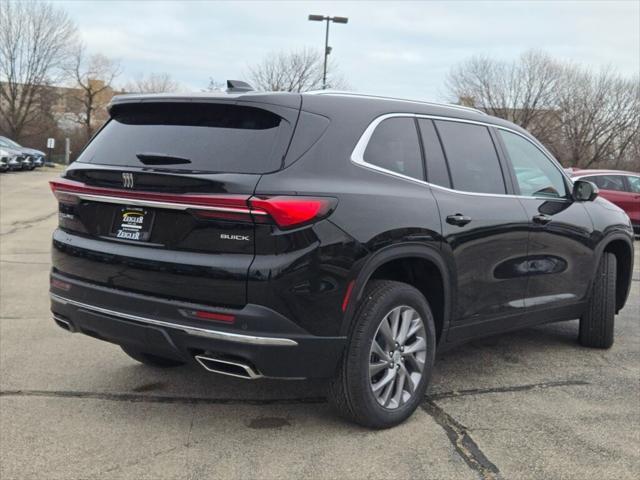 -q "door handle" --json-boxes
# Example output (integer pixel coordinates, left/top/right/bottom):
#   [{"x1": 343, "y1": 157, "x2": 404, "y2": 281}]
[
  {"x1": 446, "y1": 214, "x2": 472, "y2": 227},
  {"x1": 532, "y1": 213, "x2": 552, "y2": 225}
]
